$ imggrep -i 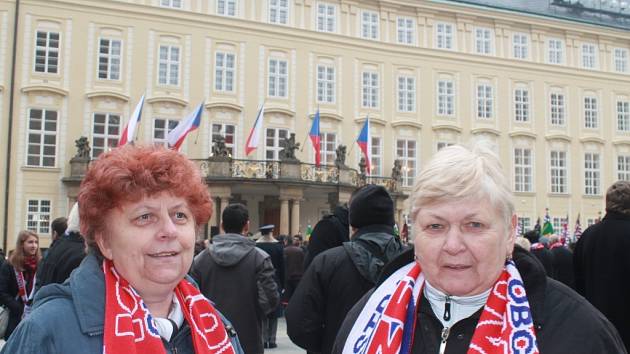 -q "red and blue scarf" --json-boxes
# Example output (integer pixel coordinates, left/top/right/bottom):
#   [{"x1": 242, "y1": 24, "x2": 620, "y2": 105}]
[
  {"x1": 102, "y1": 260, "x2": 237, "y2": 354},
  {"x1": 342, "y1": 261, "x2": 539, "y2": 354}
]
